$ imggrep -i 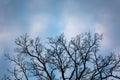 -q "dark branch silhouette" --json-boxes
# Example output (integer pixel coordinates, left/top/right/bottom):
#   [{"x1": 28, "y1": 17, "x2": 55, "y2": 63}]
[{"x1": 2, "y1": 33, "x2": 120, "y2": 80}]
